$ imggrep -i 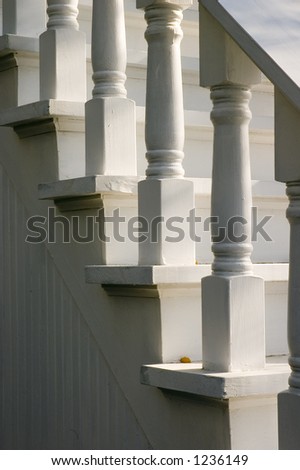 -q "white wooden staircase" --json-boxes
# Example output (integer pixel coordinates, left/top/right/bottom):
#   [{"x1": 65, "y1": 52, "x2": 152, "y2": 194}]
[{"x1": 0, "y1": 0, "x2": 297, "y2": 450}]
